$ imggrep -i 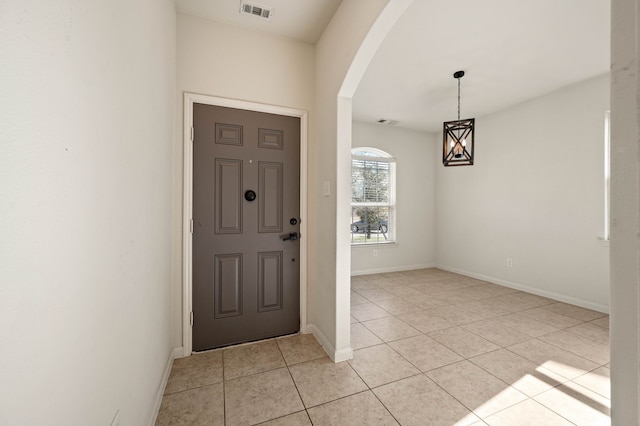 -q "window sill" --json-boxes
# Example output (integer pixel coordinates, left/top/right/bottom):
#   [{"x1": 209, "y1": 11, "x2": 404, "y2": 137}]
[{"x1": 351, "y1": 241, "x2": 397, "y2": 247}]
